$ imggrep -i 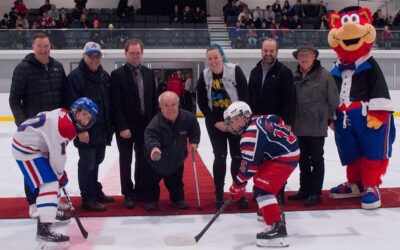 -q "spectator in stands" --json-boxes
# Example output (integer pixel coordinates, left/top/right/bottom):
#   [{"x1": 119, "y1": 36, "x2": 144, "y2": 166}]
[
  {"x1": 48, "y1": 4, "x2": 60, "y2": 21},
  {"x1": 264, "y1": 5, "x2": 275, "y2": 25},
  {"x1": 272, "y1": 0, "x2": 282, "y2": 16},
  {"x1": 14, "y1": 0, "x2": 28, "y2": 17},
  {"x1": 78, "y1": 13, "x2": 90, "y2": 29},
  {"x1": 75, "y1": 0, "x2": 87, "y2": 10},
  {"x1": 252, "y1": 6, "x2": 264, "y2": 29},
  {"x1": 315, "y1": 14, "x2": 329, "y2": 30},
  {"x1": 56, "y1": 12, "x2": 70, "y2": 28},
  {"x1": 0, "y1": 14, "x2": 11, "y2": 29},
  {"x1": 280, "y1": 14, "x2": 290, "y2": 29},
  {"x1": 9, "y1": 32, "x2": 67, "y2": 219},
  {"x1": 223, "y1": 0, "x2": 239, "y2": 23},
  {"x1": 71, "y1": 4, "x2": 83, "y2": 22},
  {"x1": 170, "y1": 4, "x2": 182, "y2": 23},
  {"x1": 117, "y1": 0, "x2": 133, "y2": 18},
  {"x1": 110, "y1": 39, "x2": 158, "y2": 210},
  {"x1": 39, "y1": 0, "x2": 52, "y2": 15},
  {"x1": 382, "y1": 25, "x2": 393, "y2": 50},
  {"x1": 289, "y1": 43, "x2": 339, "y2": 207},
  {"x1": 282, "y1": 0, "x2": 291, "y2": 16},
  {"x1": 41, "y1": 11, "x2": 56, "y2": 28},
  {"x1": 393, "y1": 10, "x2": 400, "y2": 26},
  {"x1": 318, "y1": 1, "x2": 327, "y2": 17},
  {"x1": 236, "y1": 0, "x2": 246, "y2": 14},
  {"x1": 167, "y1": 70, "x2": 185, "y2": 100},
  {"x1": 246, "y1": 28, "x2": 258, "y2": 49},
  {"x1": 229, "y1": 21, "x2": 246, "y2": 48},
  {"x1": 294, "y1": 0, "x2": 305, "y2": 17},
  {"x1": 144, "y1": 91, "x2": 200, "y2": 210},
  {"x1": 373, "y1": 9, "x2": 385, "y2": 26},
  {"x1": 91, "y1": 19, "x2": 104, "y2": 45},
  {"x1": 15, "y1": 14, "x2": 28, "y2": 29},
  {"x1": 31, "y1": 20, "x2": 40, "y2": 29},
  {"x1": 196, "y1": 43, "x2": 249, "y2": 209},
  {"x1": 290, "y1": 15, "x2": 302, "y2": 29},
  {"x1": 304, "y1": 0, "x2": 315, "y2": 17},
  {"x1": 182, "y1": 5, "x2": 195, "y2": 23},
  {"x1": 194, "y1": 6, "x2": 206, "y2": 23},
  {"x1": 257, "y1": 21, "x2": 269, "y2": 44},
  {"x1": 66, "y1": 41, "x2": 115, "y2": 212},
  {"x1": 238, "y1": 7, "x2": 252, "y2": 27}
]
